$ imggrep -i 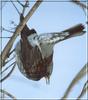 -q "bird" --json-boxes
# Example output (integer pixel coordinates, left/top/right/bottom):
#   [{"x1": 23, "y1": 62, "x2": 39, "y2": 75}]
[{"x1": 15, "y1": 14, "x2": 85, "y2": 83}]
